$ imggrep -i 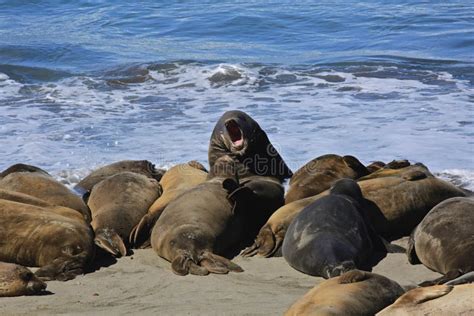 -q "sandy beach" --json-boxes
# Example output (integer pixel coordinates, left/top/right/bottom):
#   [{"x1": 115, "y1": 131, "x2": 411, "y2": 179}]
[{"x1": 1, "y1": 238, "x2": 440, "y2": 316}]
